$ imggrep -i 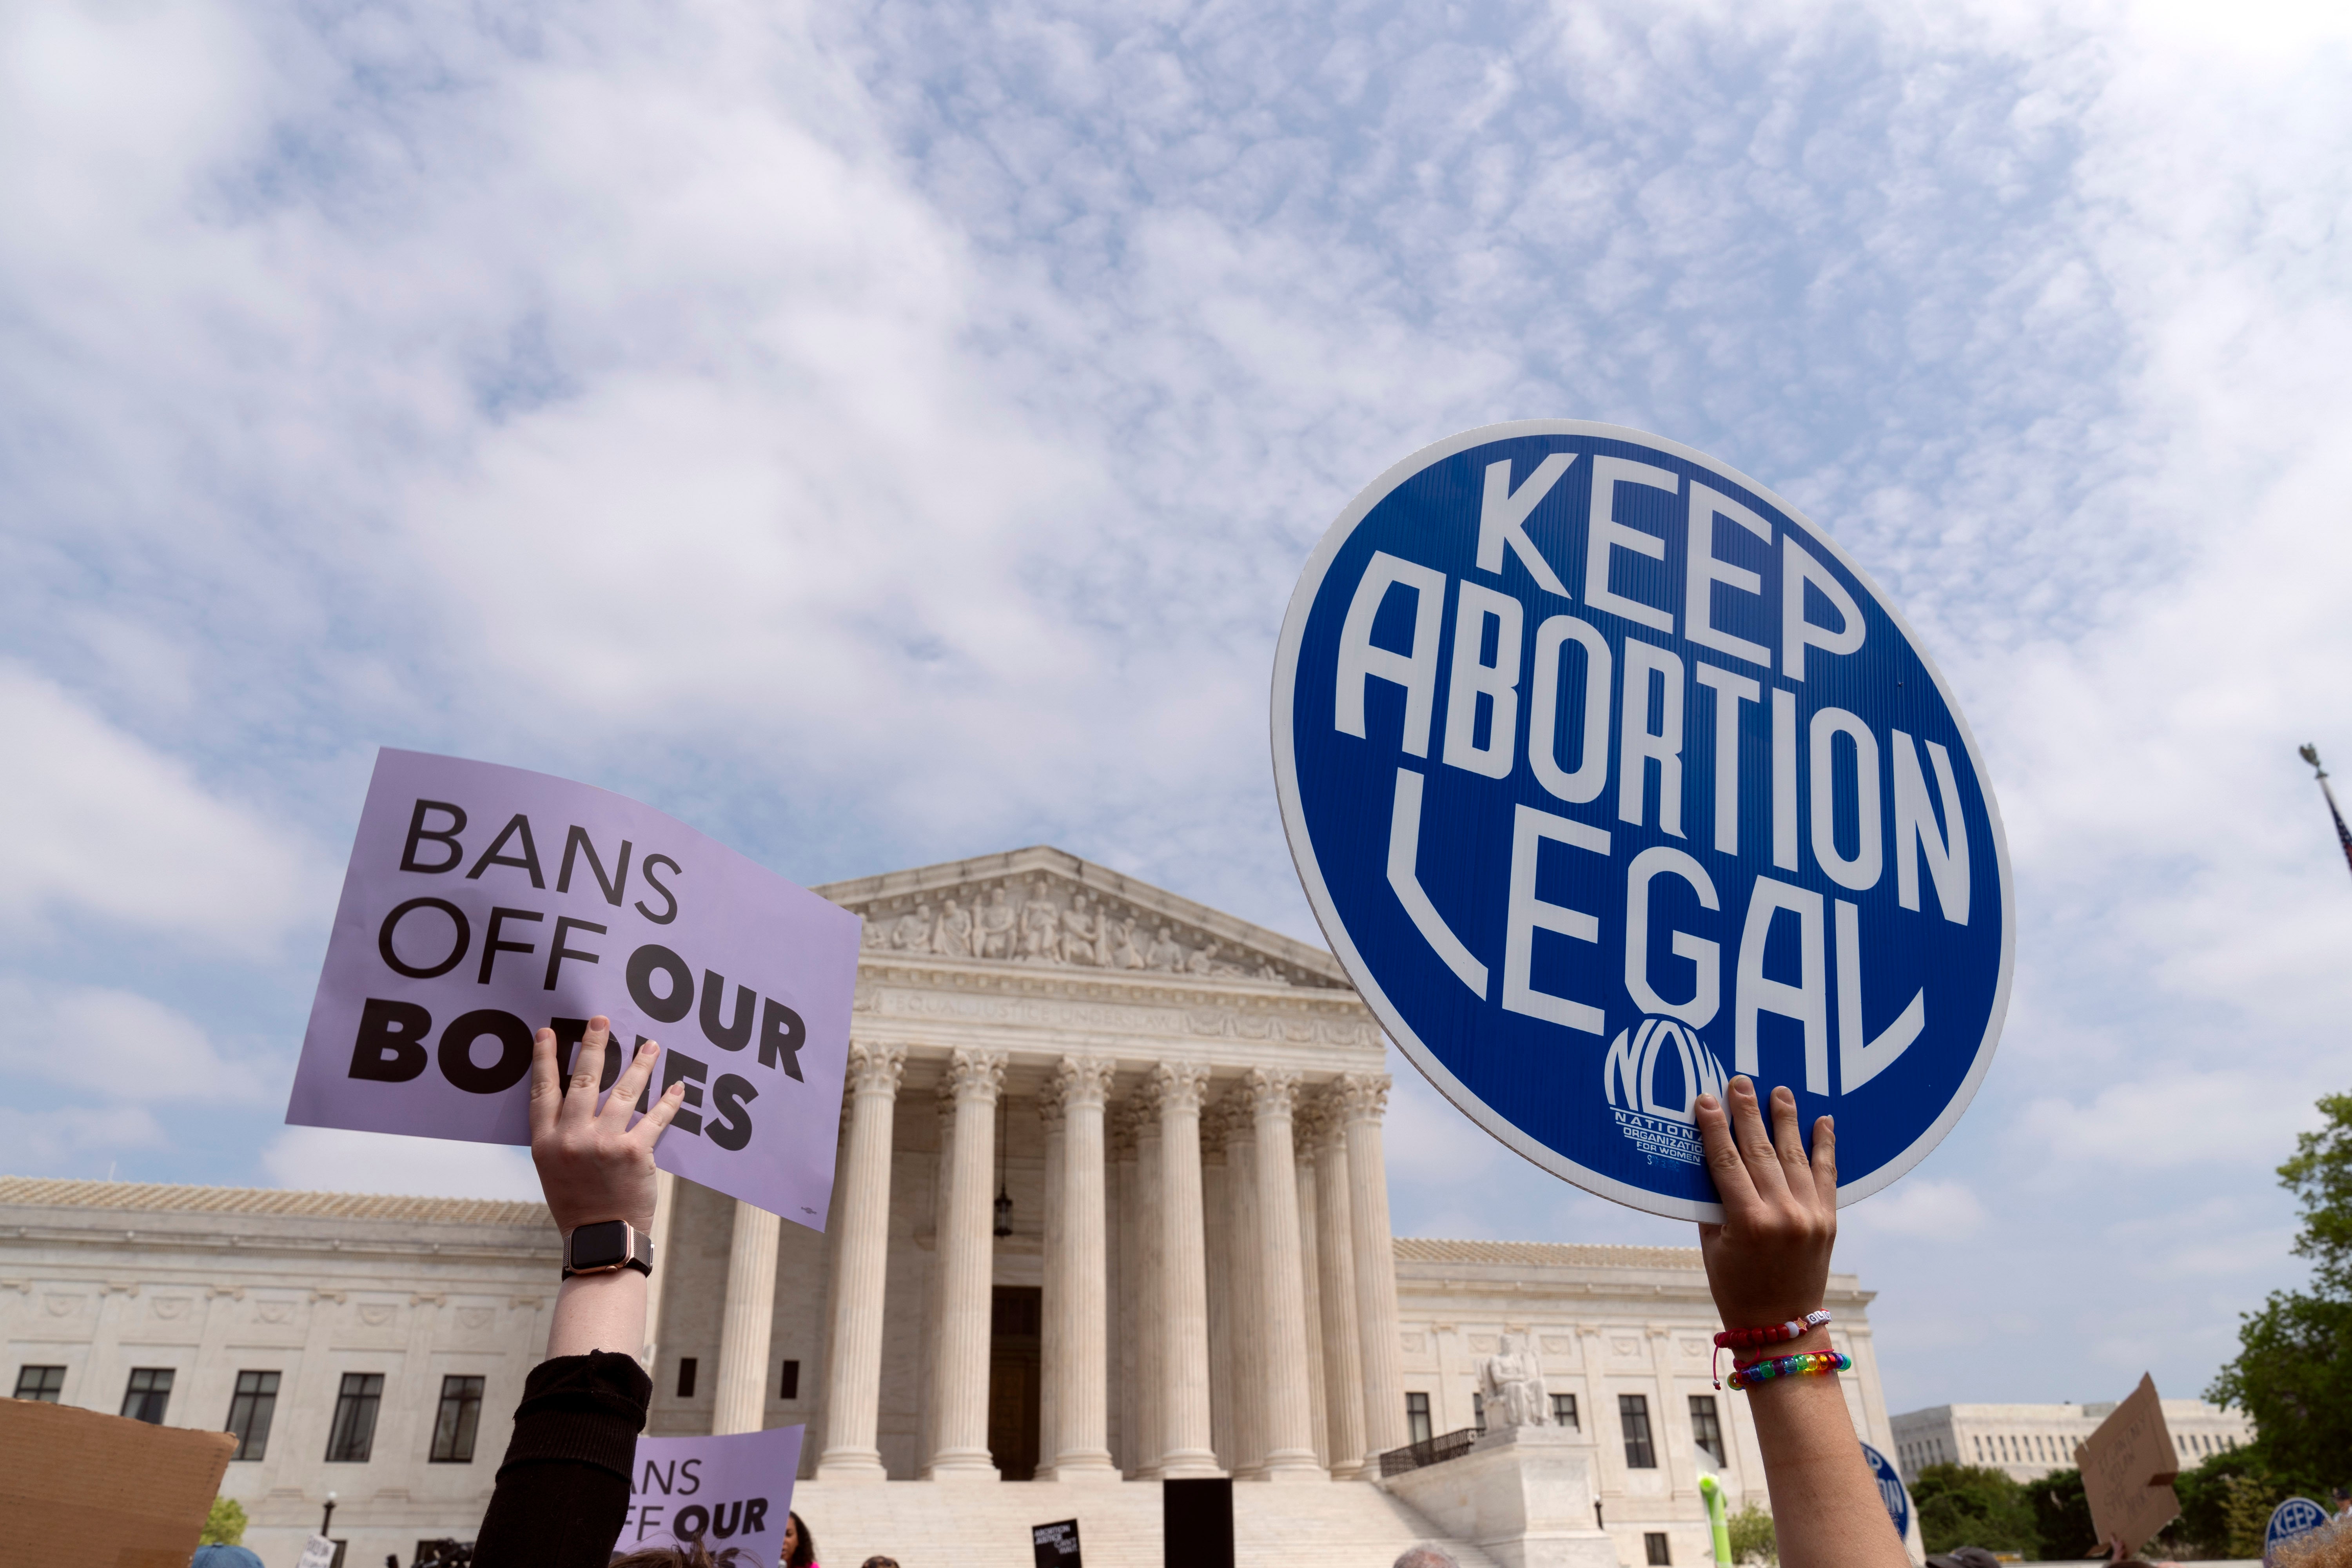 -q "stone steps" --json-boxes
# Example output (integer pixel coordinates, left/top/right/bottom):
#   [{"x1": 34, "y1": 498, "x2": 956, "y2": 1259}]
[{"x1": 789, "y1": 1477, "x2": 1501, "y2": 1568}]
